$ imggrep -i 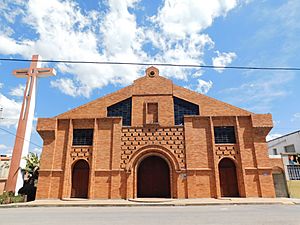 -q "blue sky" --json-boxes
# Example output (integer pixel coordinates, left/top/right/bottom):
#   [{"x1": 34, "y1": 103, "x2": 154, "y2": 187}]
[{"x1": 0, "y1": 0, "x2": 300, "y2": 155}]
